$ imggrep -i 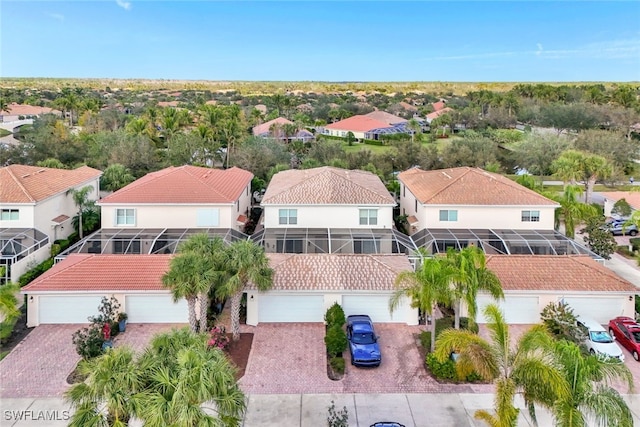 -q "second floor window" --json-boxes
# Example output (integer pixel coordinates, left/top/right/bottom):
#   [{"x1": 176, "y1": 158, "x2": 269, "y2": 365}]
[
  {"x1": 439, "y1": 210, "x2": 458, "y2": 221},
  {"x1": 116, "y1": 208, "x2": 135, "y2": 226},
  {"x1": 521, "y1": 210, "x2": 540, "y2": 222},
  {"x1": 1, "y1": 209, "x2": 19, "y2": 221},
  {"x1": 359, "y1": 209, "x2": 378, "y2": 225},
  {"x1": 279, "y1": 209, "x2": 297, "y2": 225}
]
